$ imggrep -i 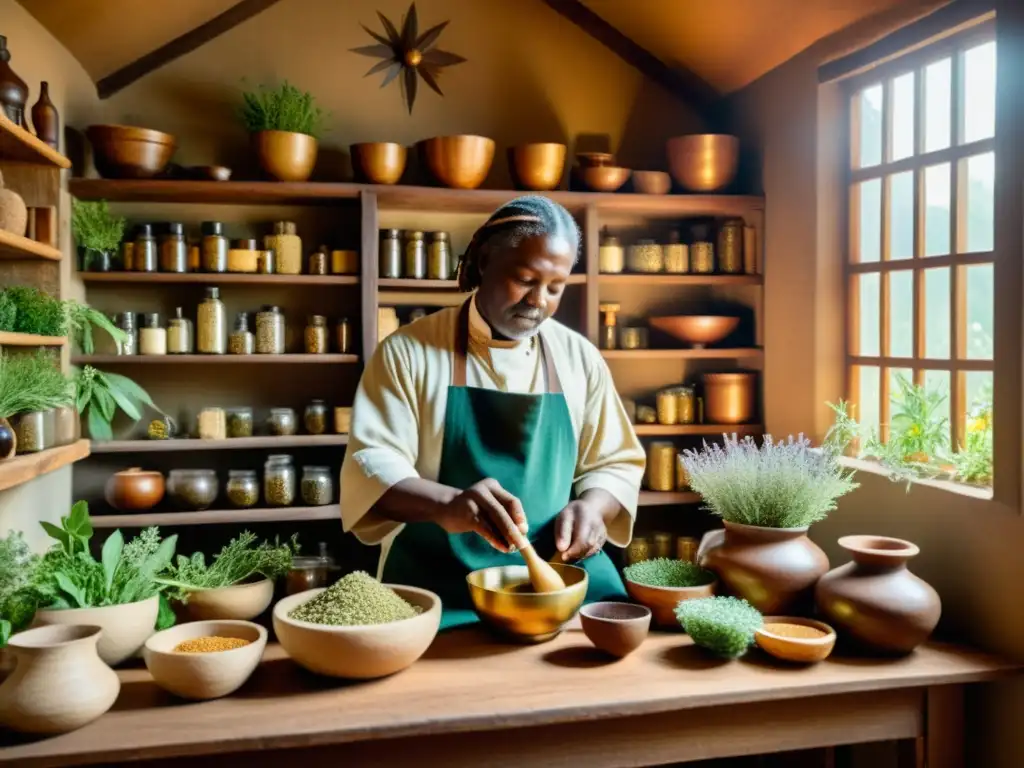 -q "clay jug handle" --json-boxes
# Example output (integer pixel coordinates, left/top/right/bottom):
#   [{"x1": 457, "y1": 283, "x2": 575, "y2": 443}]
[{"x1": 696, "y1": 528, "x2": 725, "y2": 565}]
